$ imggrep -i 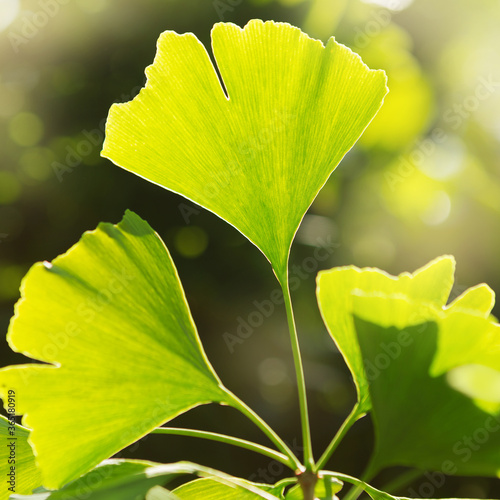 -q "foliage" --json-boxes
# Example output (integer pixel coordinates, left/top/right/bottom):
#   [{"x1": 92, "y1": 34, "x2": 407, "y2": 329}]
[{"x1": 1, "y1": 18, "x2": 499, "y2": 500}]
